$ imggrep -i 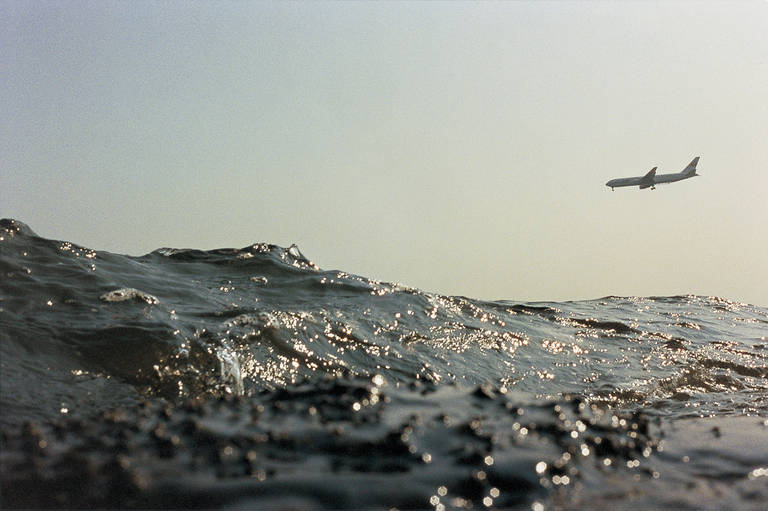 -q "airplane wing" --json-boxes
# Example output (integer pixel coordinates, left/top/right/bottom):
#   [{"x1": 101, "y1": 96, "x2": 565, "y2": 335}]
[
  {"x1": 641, "y1": 167, "x2": 656, "y2": 183},
  {"x1": 638, "y1": 167, "x2": 657, "y2": 189}
]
